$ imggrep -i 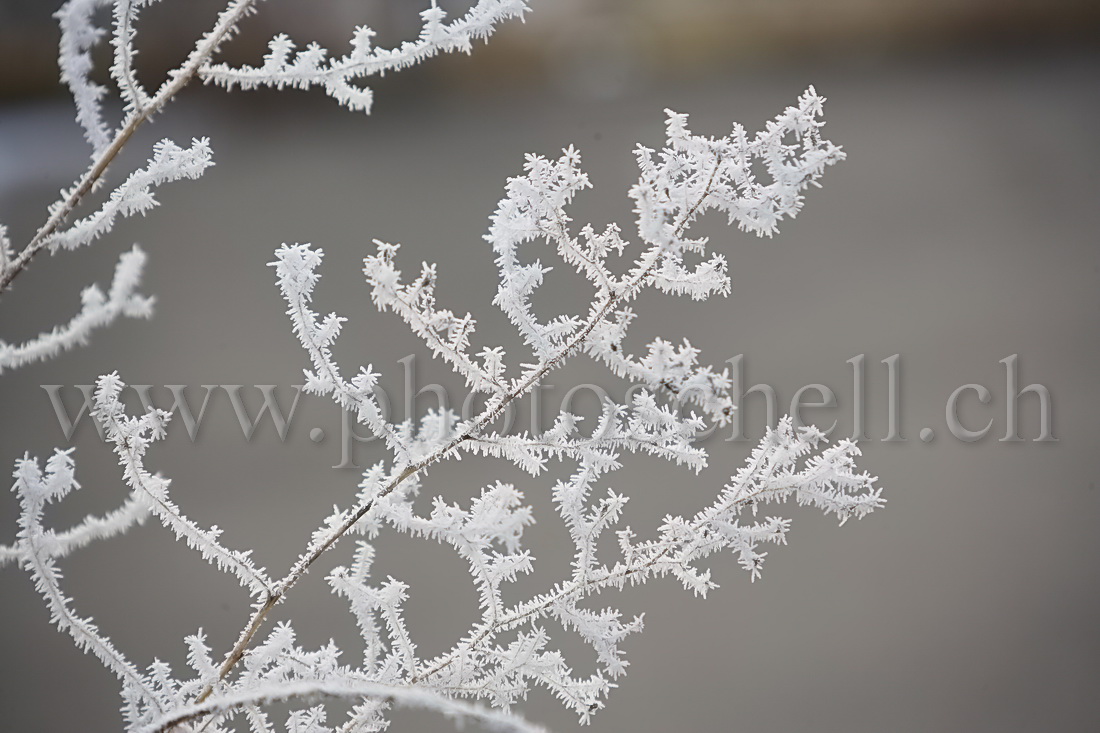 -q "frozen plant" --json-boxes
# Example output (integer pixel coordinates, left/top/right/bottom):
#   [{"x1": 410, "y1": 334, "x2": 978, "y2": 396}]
[
  {"x1": 4, "y1": 73, "x2": 883, "y2": 730},
  {"x1": 1, "y1": 2, "x2": 884, "y2": 732}
]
